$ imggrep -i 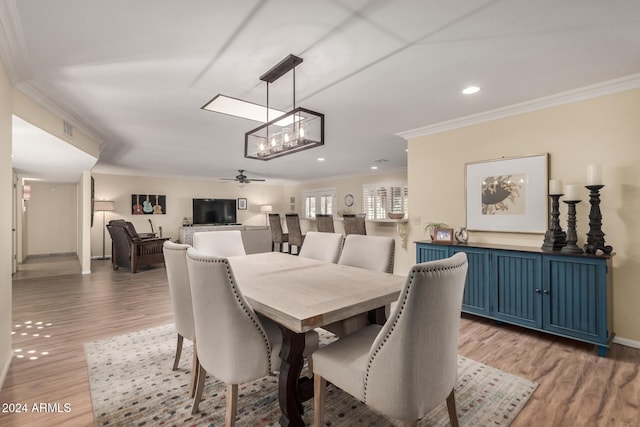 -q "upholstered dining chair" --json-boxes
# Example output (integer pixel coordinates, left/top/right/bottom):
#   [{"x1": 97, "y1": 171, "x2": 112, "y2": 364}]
[
  {"x1": 162, "y1": 241, "x2": 198, "y2": 397},
  {"x1": 186, "y1": 248, "x2": 319, "y2": 425},
  {"x1": 312, "y1": 253, "x2": 469, "y2": 427},
  {"x1": 338, "y1": 234, "x2": 395, "y2": 273},
  {"x1": 192, "y1": 230, "x2": 246, "y2": 257},
  {"x1": 298, "y1": 231, "x2": 344, "y2": 263},
  {"x1": 315, "y1": 214, "x2": 335, "y2": 233},
  {"x1": 285, "y1": 213, "x2": 305, "y2": 255},
  {"x1": 268, "y1": 213, "x2": 289, "y2": 252},
  {"x1": 325, "y1": 234, "x2": 396, "y2": 337},
  {"x1": 343, "y1": 213, "x2": 367, "y2": 235}
]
